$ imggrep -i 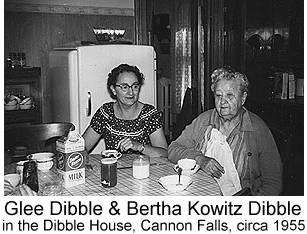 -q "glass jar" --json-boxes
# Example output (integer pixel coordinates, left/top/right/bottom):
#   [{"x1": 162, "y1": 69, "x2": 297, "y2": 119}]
[{"x1": 132, "y1": 155, "x2": 150, "y2": 179}]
